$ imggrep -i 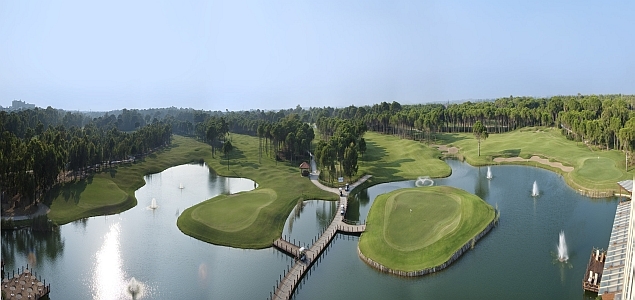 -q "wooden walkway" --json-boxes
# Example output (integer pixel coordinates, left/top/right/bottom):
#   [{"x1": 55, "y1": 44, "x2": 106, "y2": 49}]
[
  {"x1": 270, "y1": 174, "x2": 371, "y2": 300},
  {"x1": 2, "y1": 267, "x2": 50, "y2": 300},
  {"x1": 273, "y1": 239, "x2": 302, "y2": 257},
  {"x1": 337, "y1": 222, "x2": 366, "y2": 234}
]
